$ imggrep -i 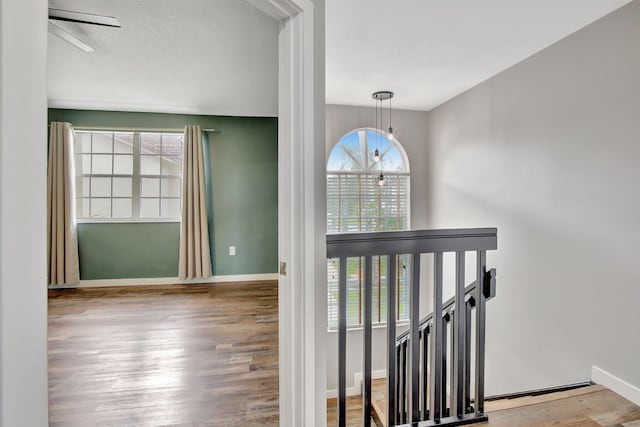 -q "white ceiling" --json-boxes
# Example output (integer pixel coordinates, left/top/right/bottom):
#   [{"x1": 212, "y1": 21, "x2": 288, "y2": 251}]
[
  {"x1": 47, "y1": 0, "x2": 279, "y2": 116},
  {"x1": 326, "y1": 0, "x2": 633, "y2": 111}
]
